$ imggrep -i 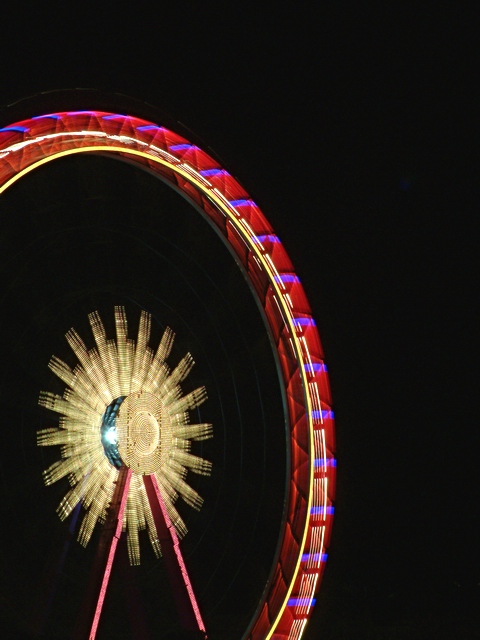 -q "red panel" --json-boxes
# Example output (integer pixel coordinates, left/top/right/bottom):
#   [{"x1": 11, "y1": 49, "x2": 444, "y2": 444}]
[
  {"x1": 265, "y1": 290, "x2": 287, "y2": 345},
  {"x1": 247, "y1": 254, "x2": 271, "y2": 303},
  {"x1": 201, "y1": 193, "x2": 228, "y2": 234},
  {"x1": 267, "y1": 567, "x2": 288, "y2": 623},
  {"x1": 226, "y1": 218, "x2": 249, "y2": 267}
]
